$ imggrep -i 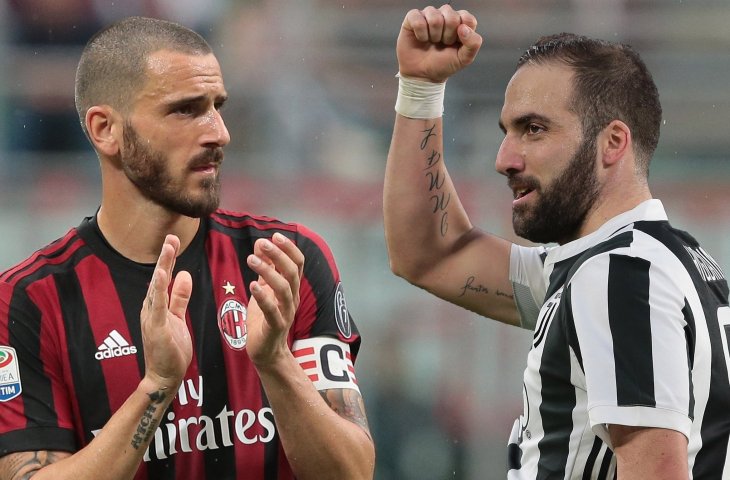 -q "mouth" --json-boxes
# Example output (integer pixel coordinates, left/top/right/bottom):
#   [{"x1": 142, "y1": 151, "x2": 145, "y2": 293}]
[{"x1": 508, "y1": 176, "x2": 539, "y2": 203}]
